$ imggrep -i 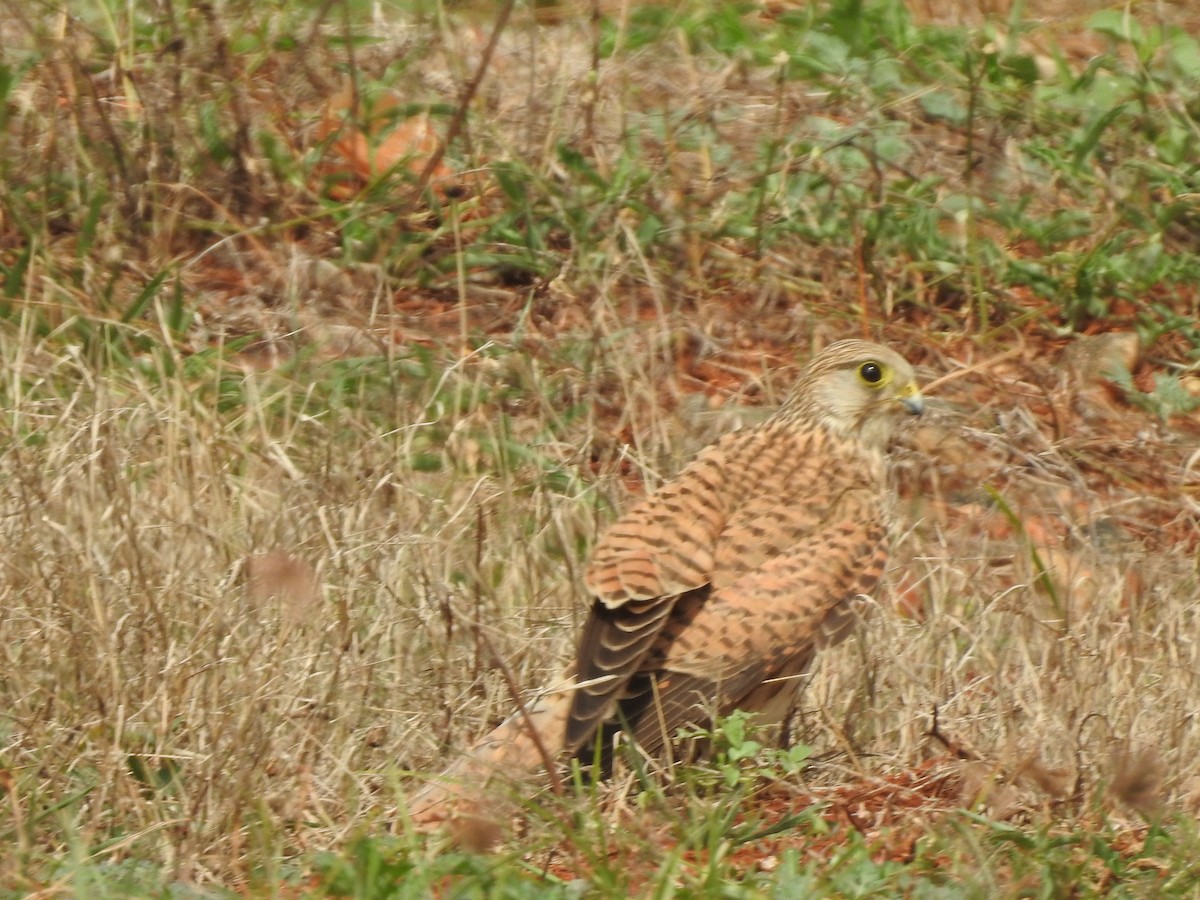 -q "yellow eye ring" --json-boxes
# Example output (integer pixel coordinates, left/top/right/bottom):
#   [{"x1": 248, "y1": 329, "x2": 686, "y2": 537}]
[{"x1": 860, "y1": 362, "x2": 883, "y2": 384}]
